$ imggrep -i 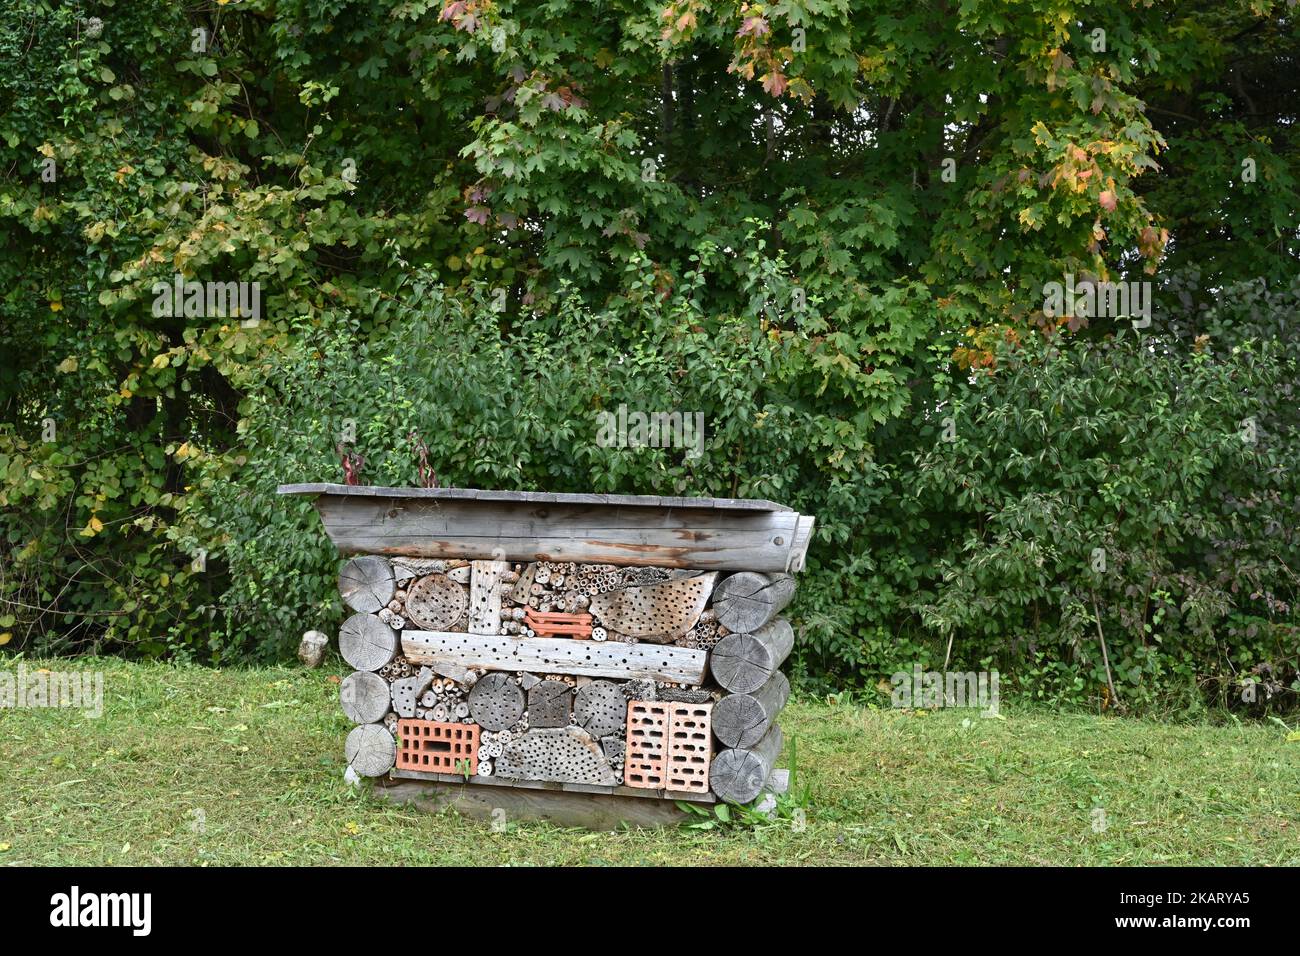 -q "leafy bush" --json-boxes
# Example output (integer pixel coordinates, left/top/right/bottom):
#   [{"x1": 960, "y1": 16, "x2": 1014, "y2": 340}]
[{"x1": 907, "y1": 325, "x2": 1299, "y2": 713}]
